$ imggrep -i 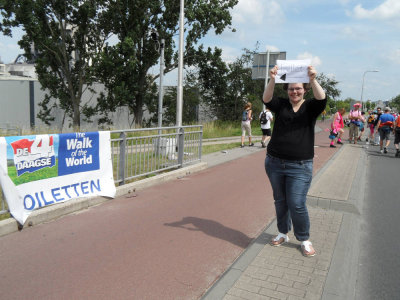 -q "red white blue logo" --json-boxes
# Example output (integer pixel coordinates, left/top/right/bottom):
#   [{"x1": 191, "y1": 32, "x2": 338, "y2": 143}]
[{"x1": 10, "y1": 135, "x2": 56, "y2": 176}]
